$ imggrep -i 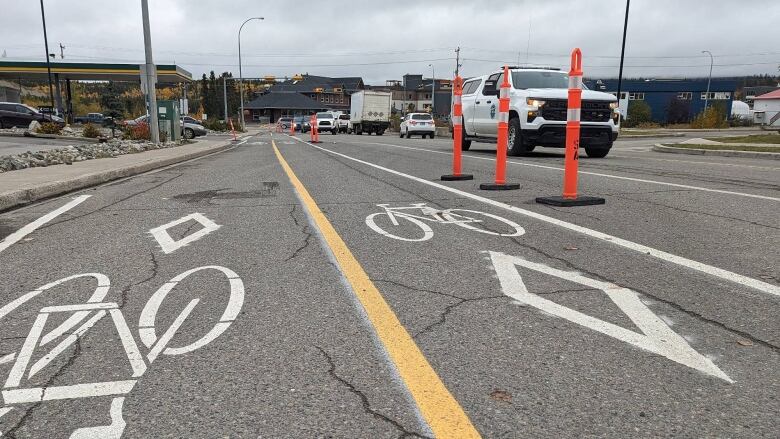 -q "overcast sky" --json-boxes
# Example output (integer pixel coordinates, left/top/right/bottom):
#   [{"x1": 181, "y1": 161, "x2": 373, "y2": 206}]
[{"x1": 1, "y1": 0, "x2": 779, "y2": 84}]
